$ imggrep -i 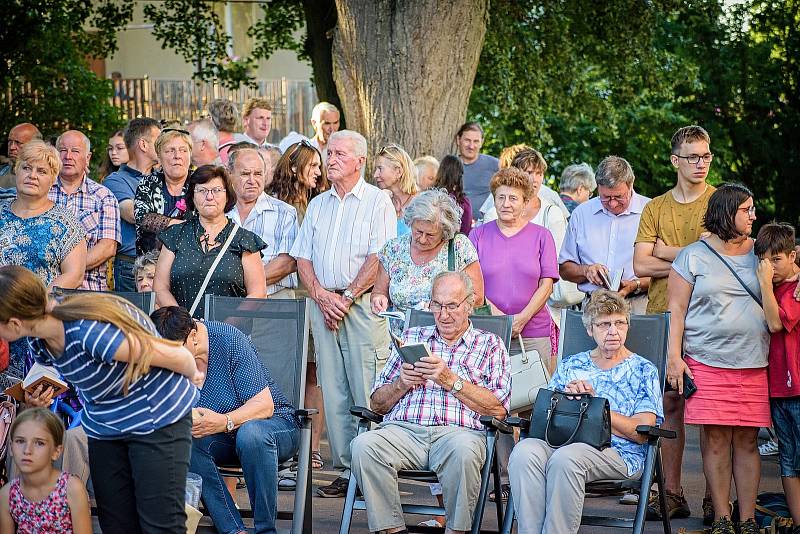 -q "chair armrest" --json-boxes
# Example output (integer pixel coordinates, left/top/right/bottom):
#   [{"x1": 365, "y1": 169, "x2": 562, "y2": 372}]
[
  {"x1": 349, "y1": 406, "x2": 384, "y2": 424},
  {"x1": 479, "y1": 416, "x2": 513, "y2": 434},
  {"x1": 294, "y1": 409, "x2": 318, "y2": 418},
  {"x1": 505, "y1": 416, "x2": 531, "y2": 431},
  {"x1": 636, "y1": 425, "x2": 677, "y2": 440}
]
